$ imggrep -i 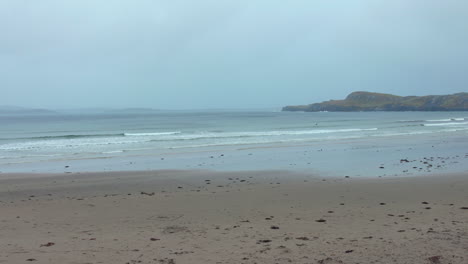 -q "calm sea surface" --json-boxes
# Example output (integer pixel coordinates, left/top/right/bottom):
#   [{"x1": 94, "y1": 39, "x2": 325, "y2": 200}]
[{"x1": 1, "y1": 111, "x2": 467, "y2": 174}]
